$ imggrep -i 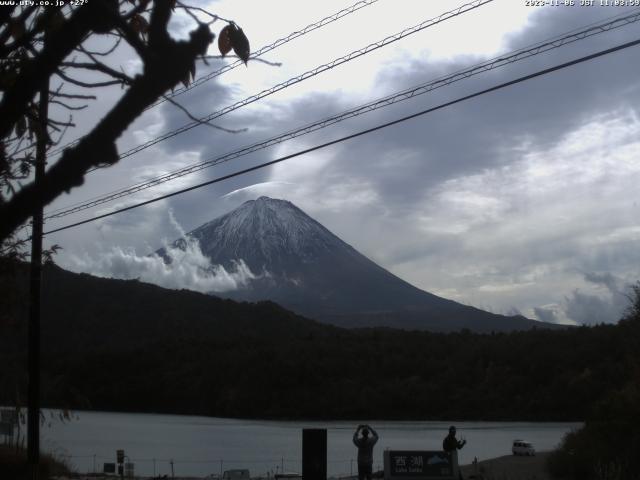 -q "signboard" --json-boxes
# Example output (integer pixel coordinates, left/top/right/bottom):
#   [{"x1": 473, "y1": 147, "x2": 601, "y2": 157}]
[
  {"x1": 384, "y1": 451, "x2": 457, "y2": 480},
  {"x1": 104, "y1": 463, "x2": 116, "y2": 474}
]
